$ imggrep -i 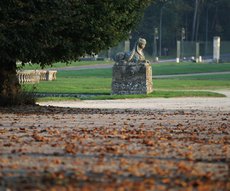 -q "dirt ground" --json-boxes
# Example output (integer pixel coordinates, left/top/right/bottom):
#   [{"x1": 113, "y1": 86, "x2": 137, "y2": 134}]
[{"x1": 0, "y1": 105, "x2": 229, "y2": 190}]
